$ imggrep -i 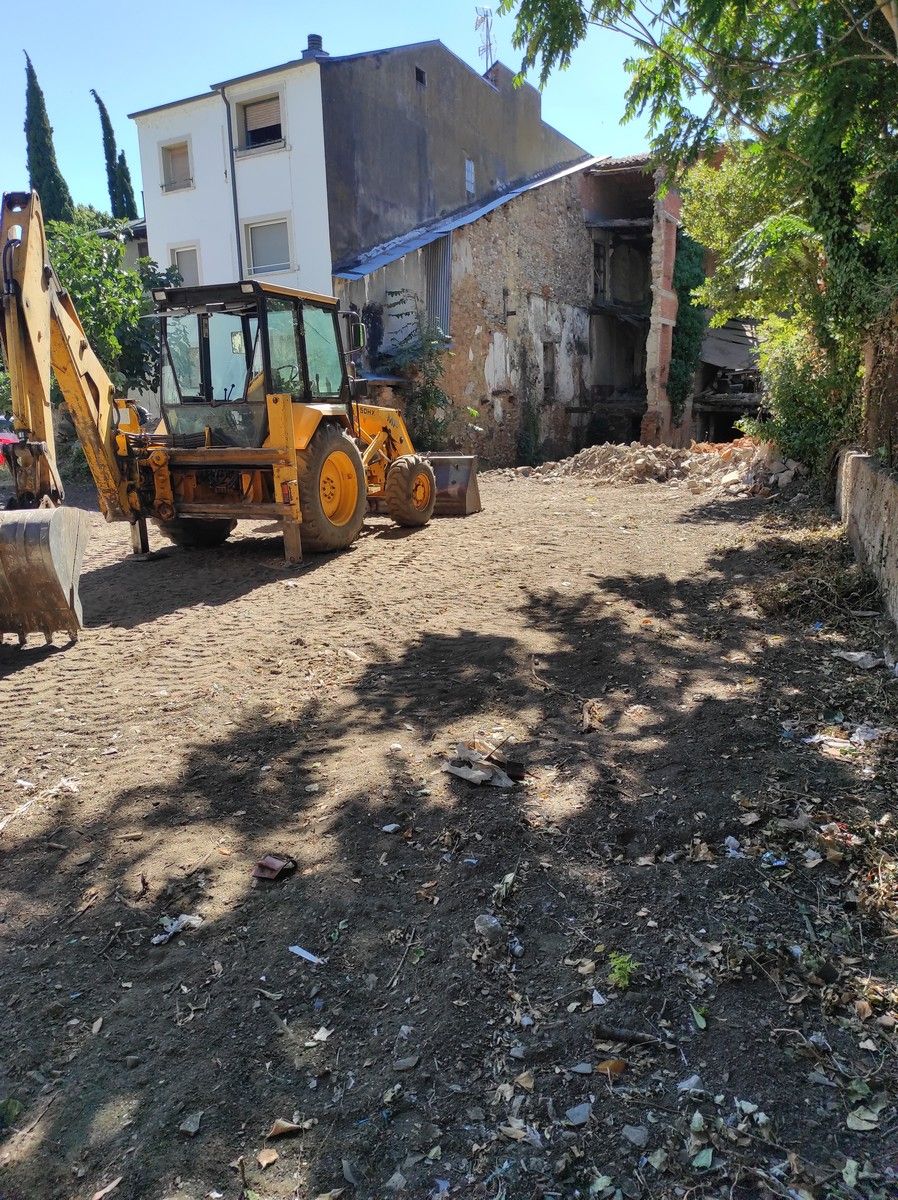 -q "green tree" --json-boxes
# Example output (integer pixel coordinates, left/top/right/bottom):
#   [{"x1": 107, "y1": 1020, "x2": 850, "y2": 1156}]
[
  {"x1": 116, "y1": 151, "x2": 138, "y2": 221},
  {"x1": 46, "y1": 217, "x2": 177, "y2": 393},
  {"x1": 680, "y1": 145, "x2": 822, "y2": 327},
  {"x1": 91, "y1": 91, "x2": 139, "y2": 220},
  {"x1": 501, "y1": 0, "x2": 898, "y2": 467},
  {"x1": 380, "y1": 290, "x2": 451, "y2": 450},
  {"x1": 501, "y1": 2, "x2": 898, "y2": 330},
  {"x1": 679, "y1": 145, "x2": 861, "y2": 467},
  {"x1": 91, "y1": 89, "x2": 119, "y2": 217},
  {"x1": 24, "y1": 53, "x2": 74, "y2": 223}
]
